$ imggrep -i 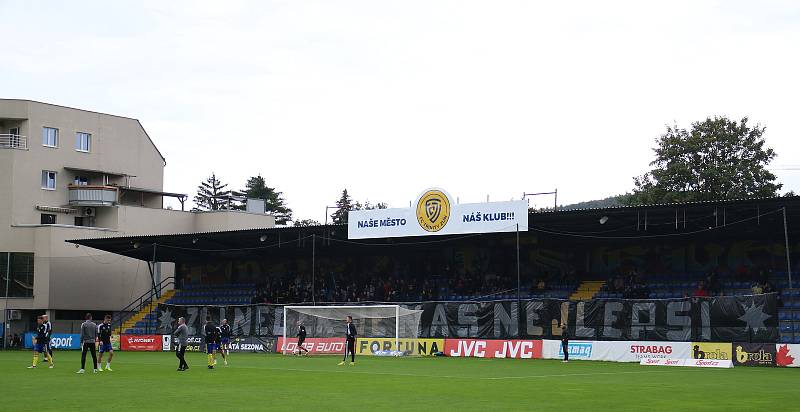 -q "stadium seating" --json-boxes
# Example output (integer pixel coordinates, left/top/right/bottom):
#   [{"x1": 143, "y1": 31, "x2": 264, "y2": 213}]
[
  {"x1": 119, "y1": 284, "x2": 256, "y2": 334},
  {"x1": 138, "y1": 278, "x2": 800, "y2": 345},
  {"x1": 166, "y1": 283, "x2": 257, "y2": 306}
]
